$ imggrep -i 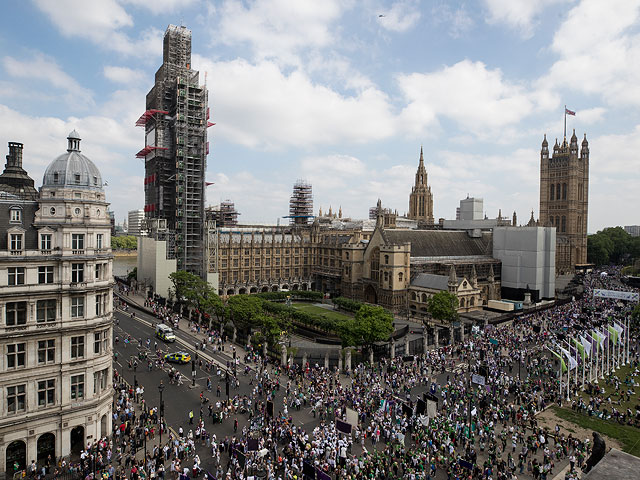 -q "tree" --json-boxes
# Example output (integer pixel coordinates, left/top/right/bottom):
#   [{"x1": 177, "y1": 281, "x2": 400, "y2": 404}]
[
  {"x1": 227, "y1": 295, "x2": 263, "y2": 337},
  {"x1": 111, "y1": 235, "x2": 137, "y2": 250},
  {"x1": 587, "y1": 227, "x2": 640, "y2": 266},
  {"x1": 127, "y1": 267, "x2": 137, "y2": 282},
  {"x1": 168, "y1": 270, "x2": 205, "y2": 306},
  {"x1": 337, "y1": 305, "x2": 394, "y2": 352},
  {"x1": 426, "y1": 291, "x2": 459, "y2": 323}
]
